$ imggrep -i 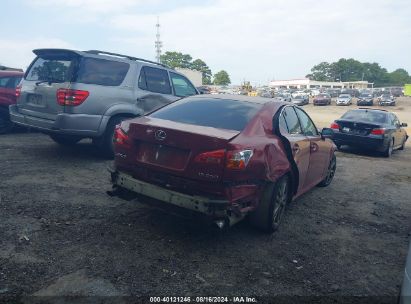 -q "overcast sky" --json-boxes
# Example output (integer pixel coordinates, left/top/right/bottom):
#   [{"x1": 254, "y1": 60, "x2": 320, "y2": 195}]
[{"x1": 1, "y1": 0, "x2": 410, "y2": 85}]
